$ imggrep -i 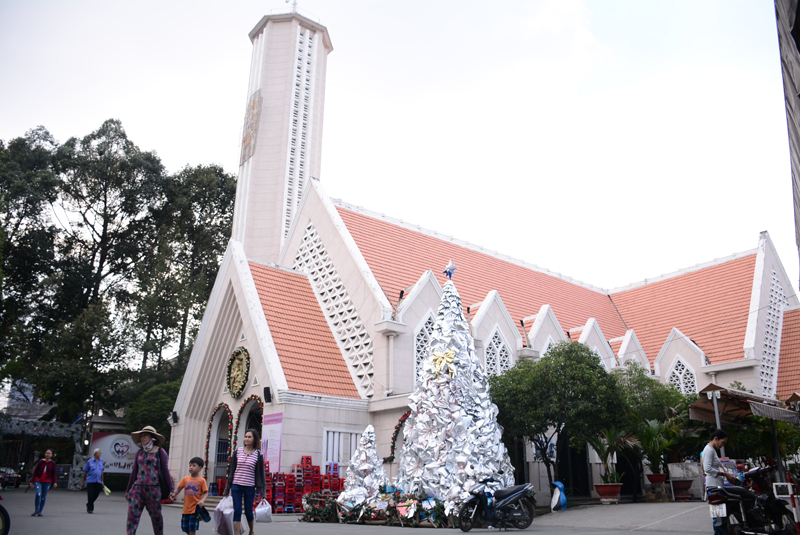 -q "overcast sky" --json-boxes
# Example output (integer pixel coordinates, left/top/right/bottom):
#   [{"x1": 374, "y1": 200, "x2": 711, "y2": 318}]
[{"x1": 1, "y1": 0, "x2": 798, "y2": 296}]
